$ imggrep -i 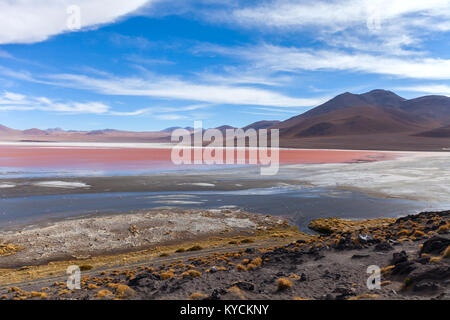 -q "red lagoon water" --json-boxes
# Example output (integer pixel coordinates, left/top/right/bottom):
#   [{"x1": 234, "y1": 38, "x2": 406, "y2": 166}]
[{"x1": 0, "y1": 146, "x2": 396, "y2": 172}]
